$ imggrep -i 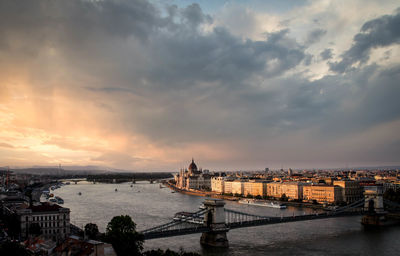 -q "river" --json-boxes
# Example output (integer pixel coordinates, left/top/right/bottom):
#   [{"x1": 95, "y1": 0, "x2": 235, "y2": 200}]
[{"x1": 51, "y1": 182, "x2": 400, "y2": 255}]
